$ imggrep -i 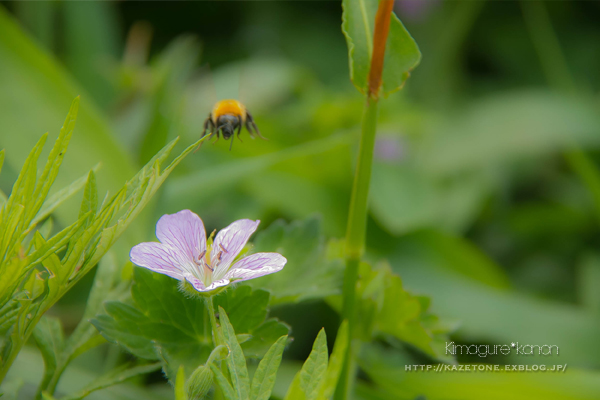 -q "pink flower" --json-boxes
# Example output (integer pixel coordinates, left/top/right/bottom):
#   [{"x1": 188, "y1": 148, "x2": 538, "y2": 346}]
[{"x1": 130, "y1": 210, "x2": 286, "y2": 293}]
